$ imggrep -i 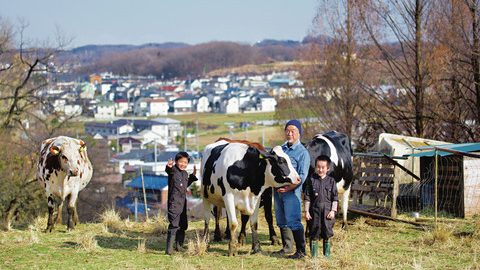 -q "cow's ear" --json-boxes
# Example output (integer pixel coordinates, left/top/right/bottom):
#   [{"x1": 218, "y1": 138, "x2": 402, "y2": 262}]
[
  {"x1": 50, "y1": 146, "x2": 60, "y2": 156},
  {"x1": 79, "y1": 140, "x2": 86, "y2": 152},
  {"x1": 259, "y1": 149, "x2": 272, "y2": 160}
]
